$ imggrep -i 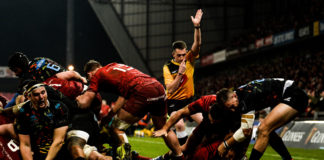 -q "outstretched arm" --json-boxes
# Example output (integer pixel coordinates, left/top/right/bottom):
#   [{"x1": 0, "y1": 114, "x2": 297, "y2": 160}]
[
  {"x1": 19, "y1": 134, "x2": 33, "y2": 160},
  {"x1": 101, "y1": 96, "x2": 127, "y2": 127},
  {"x1": 46, "y1": 126, "x2": 68, "y2": 160},
  {"x1": 189, "y1": 9, "x2": 203, "y2": 57},
  {"x1": 218, "y1": 114, "x2": 254, "y2": 157},
  {"x1": 153, "y1": 105, "x2": 192, "y2": 137}
]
